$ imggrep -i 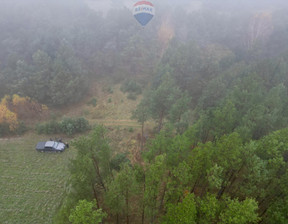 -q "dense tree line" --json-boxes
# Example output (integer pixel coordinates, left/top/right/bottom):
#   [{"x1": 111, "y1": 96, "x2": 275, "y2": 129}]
[
  {"x1": 0, "y1": 0, "x2": 160, "y2": 106},
  {"x1": 56, "y1": 125, "x2": 288, "y2": 223},
  {"x1": 2, "y1": 0, "x2": 288, "y2": 107}
]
